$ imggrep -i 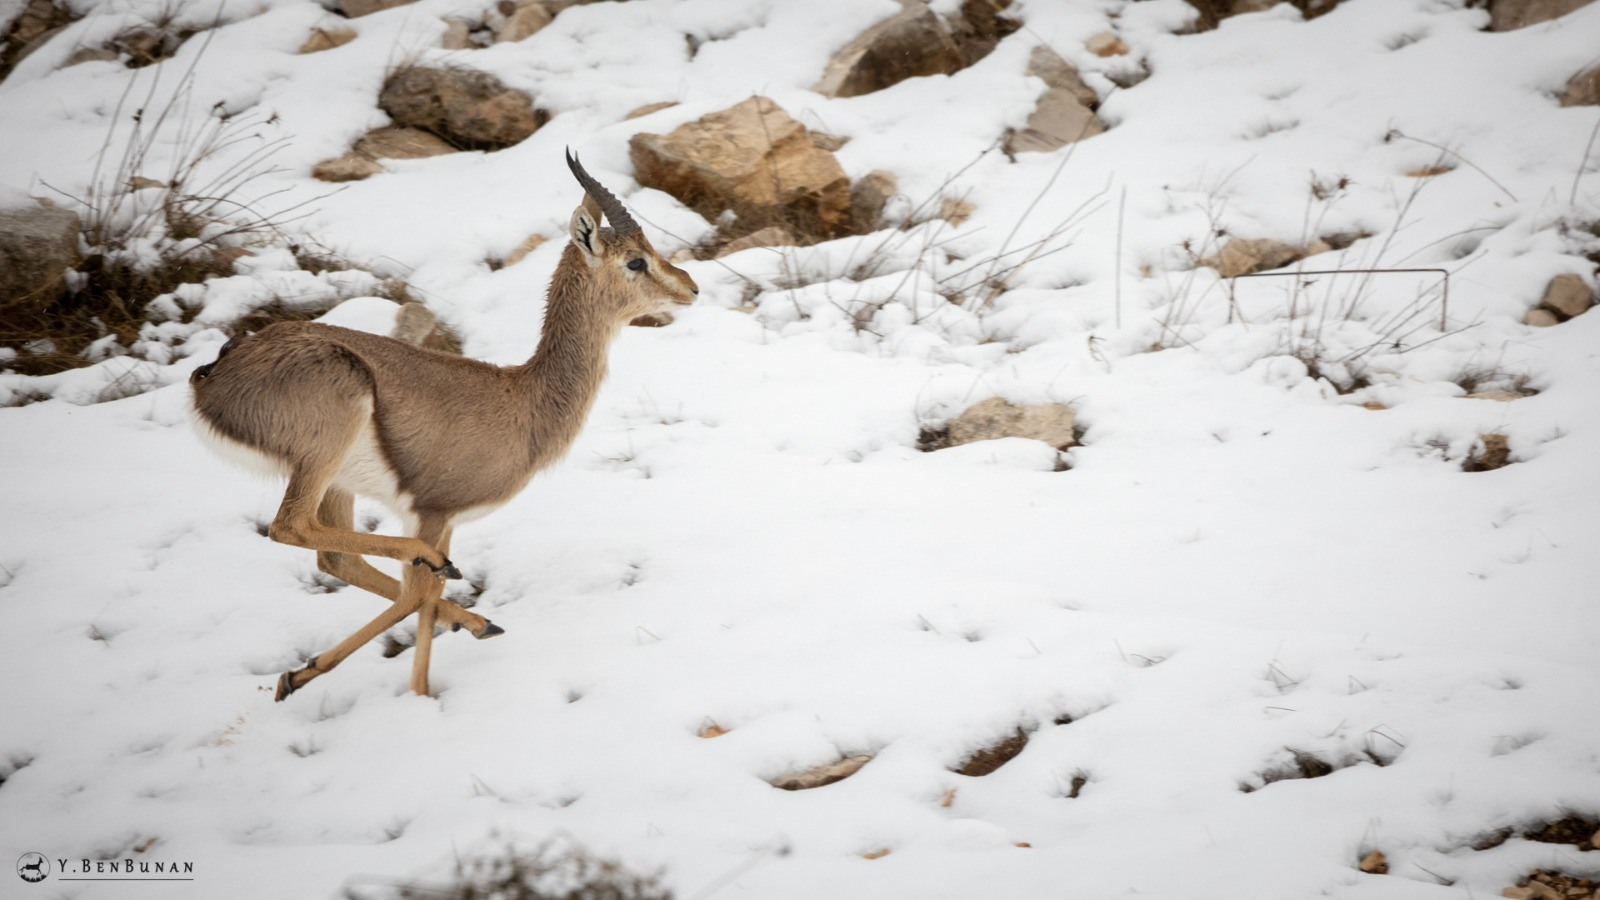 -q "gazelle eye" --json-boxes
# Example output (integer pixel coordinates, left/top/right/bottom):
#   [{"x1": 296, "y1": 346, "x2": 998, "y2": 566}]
[{"x1": 627, "y1": 258, "x2": 647, "y2": 272}]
